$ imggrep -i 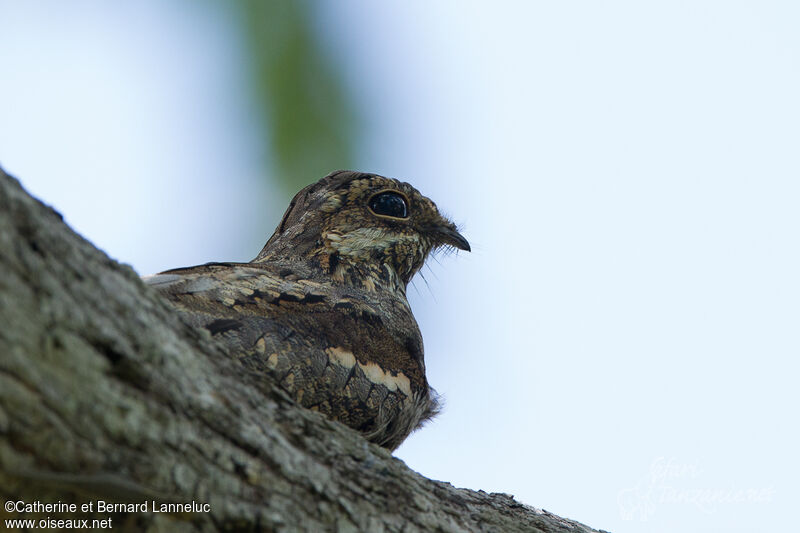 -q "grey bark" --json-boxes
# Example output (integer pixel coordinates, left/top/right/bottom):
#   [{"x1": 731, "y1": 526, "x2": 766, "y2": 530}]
[{"x1": 0, "y1": 167, "x2": 606, "y2": 533}]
